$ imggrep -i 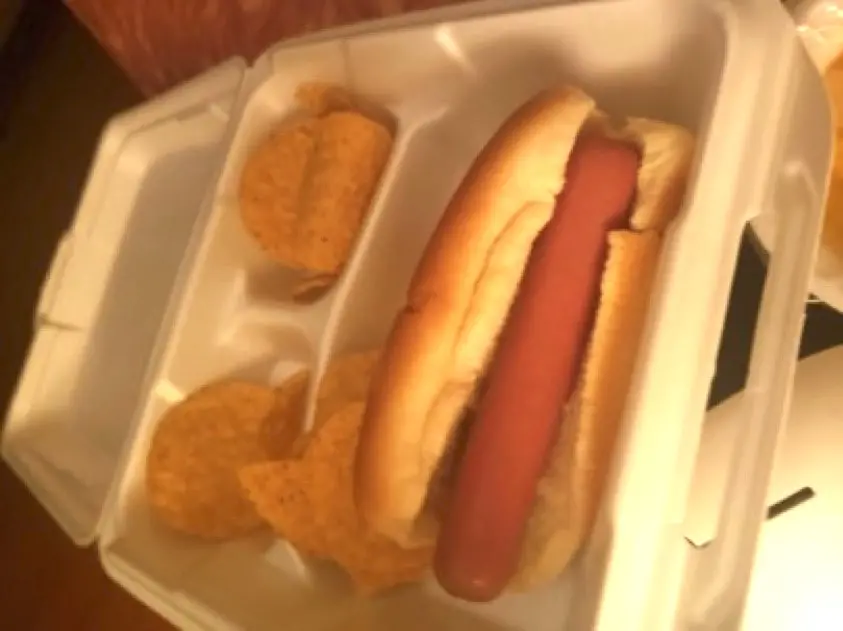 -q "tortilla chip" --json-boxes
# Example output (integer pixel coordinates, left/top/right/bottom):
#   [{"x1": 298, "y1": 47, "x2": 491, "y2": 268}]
[
  {"x1": 287, "y1": 350, "x2": 381, "y2": 456},
  {"x1": 295, "y1": 82, "x2": 396, "y2": 132},
  {"x1": 238, "y1": 107, "x2": 393, "y2": 282},
  {"x1": 239, "y1": 461, "x2": 327, "y2": 558},
  {"x1": 295, "y1": 82, "x2": 359, "y2": 116},
  {"x1": 261, "y1": 369, "x2": 310, "y2": 459},
  {"x1": 241, "y1": 402, "x2": 432, "y2": 594},
  {"x1": 238, "y1": 118, "x2": 318, "y2": 268},
  {"x1": 292, "y1": 111, "x2": 393, "y2": 275},
  {"x1": 314, "y1": 350, "x2": 381, "y2": 431},
  {"x1": 146, "y1": 381, "x2": 279, "y2": 539}
]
